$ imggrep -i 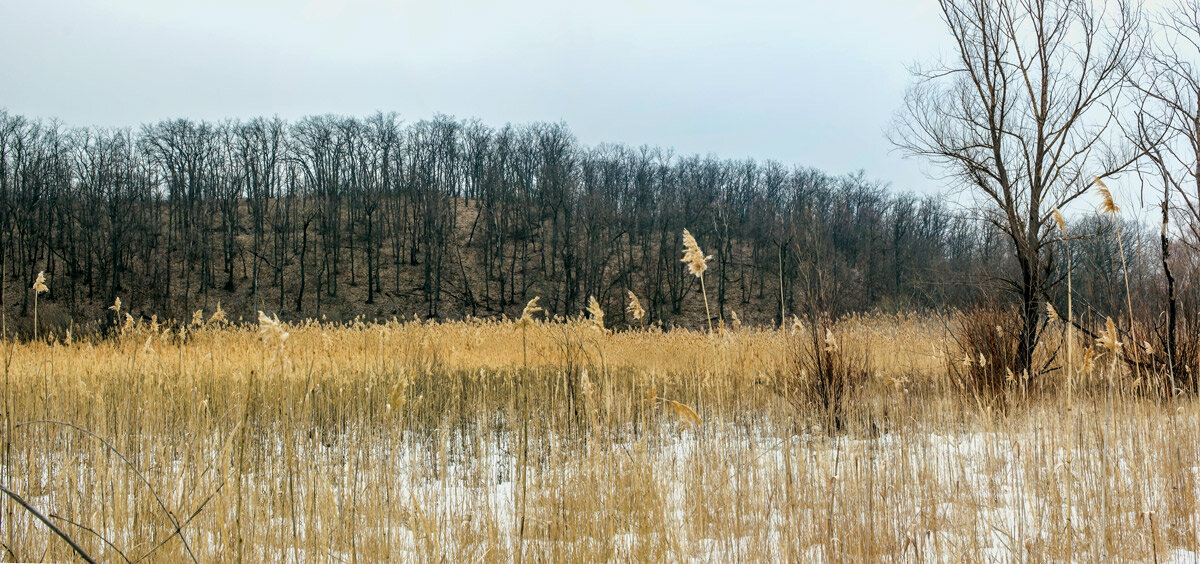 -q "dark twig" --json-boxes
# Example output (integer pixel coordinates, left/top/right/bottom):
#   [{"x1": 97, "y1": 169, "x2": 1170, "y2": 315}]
[
  {"x1": 50, "y1": 513, "x2": 131, "y2": 563},
  {"x1": 14, "y1": 420, "x2": 200, "y2": 564},
  {"x1": 135, "y1": 480, "x2": 225, "y2": 563},
  {"x1": 0, "y1": 483, "x2": 95, "y2": 563}
]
